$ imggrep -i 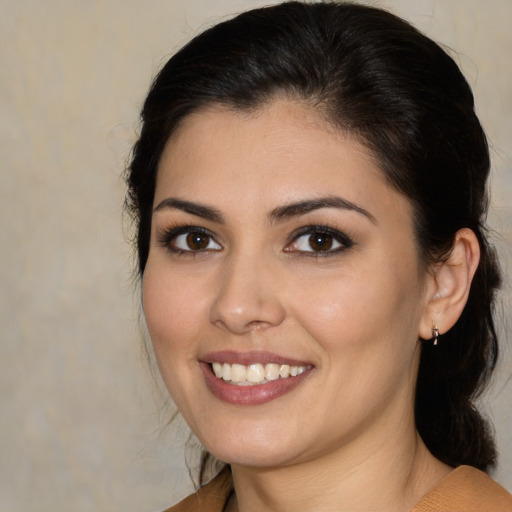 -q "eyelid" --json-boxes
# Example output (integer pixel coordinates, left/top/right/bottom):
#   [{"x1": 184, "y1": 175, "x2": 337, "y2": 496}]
[
  {"x1": 155, "y1": 223, "x2": 353, "y2": 256},
  {"x1": 156, "y1": 224, "x2": 222, "y2": 252},
  {"x1": 284, "y1": 225, "x2": 354, "y2": 255}
]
